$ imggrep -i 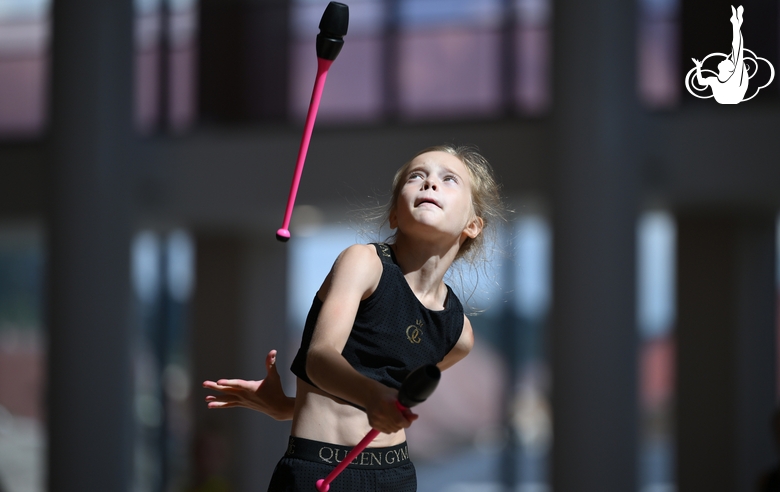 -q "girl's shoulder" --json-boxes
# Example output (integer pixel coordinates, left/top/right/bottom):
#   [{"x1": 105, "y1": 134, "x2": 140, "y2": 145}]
[
  {"x1": 335, "y1": 243, "x2": 383, "y2": 266},
  {"x1": 328, "y1": 244, "x2": 384, "y2": 298}
]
